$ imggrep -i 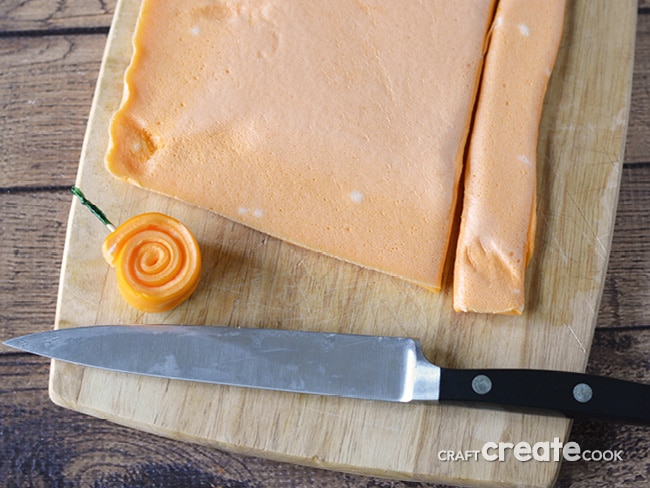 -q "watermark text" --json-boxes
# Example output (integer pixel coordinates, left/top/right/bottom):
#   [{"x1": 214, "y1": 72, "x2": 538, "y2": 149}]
[{"x1": 437, "y1": 438, "x2": 623, "y2": 462}]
